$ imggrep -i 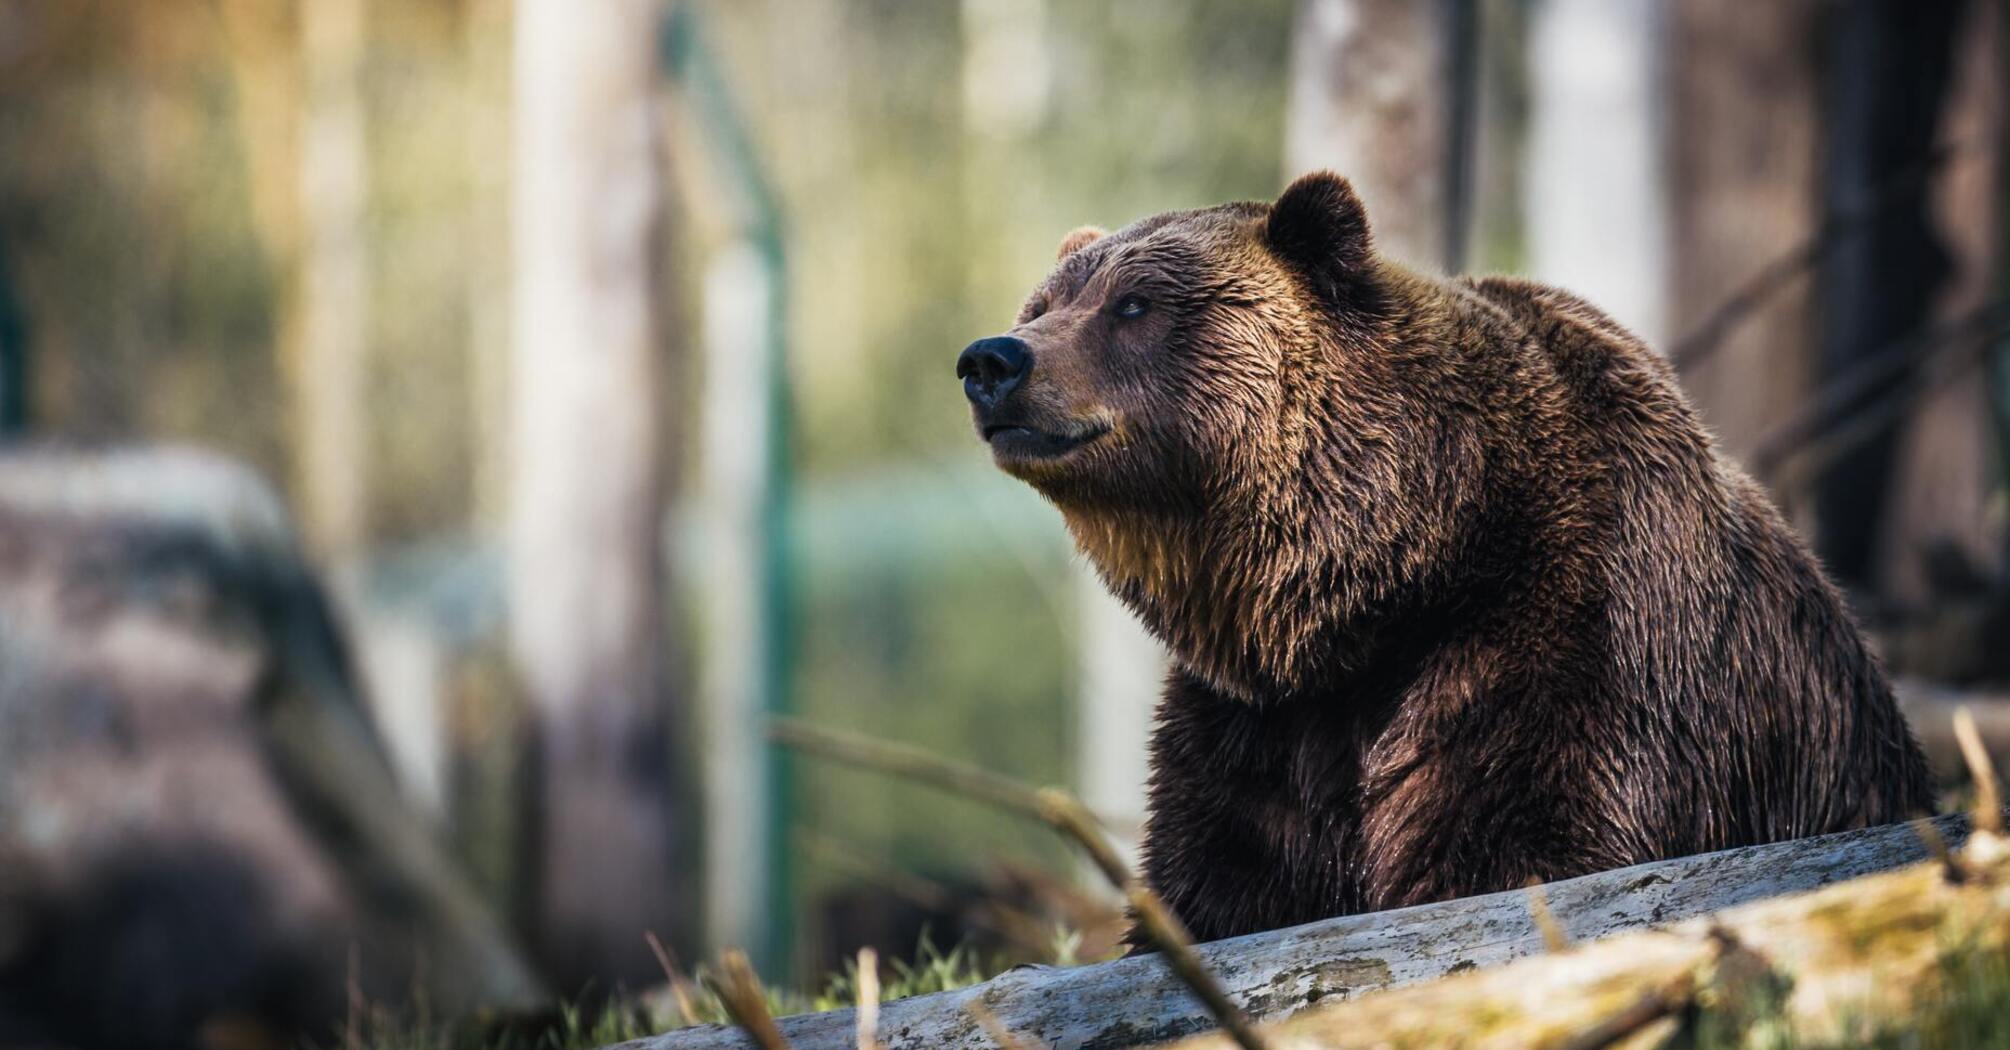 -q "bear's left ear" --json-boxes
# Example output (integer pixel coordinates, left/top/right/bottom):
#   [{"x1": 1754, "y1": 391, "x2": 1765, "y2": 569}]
[
  {"x1": 1055, "y1": 225, "x2": 1107, "y2": 261},
  {"x1": 1266, "y1": 171, "x2": 1372, "y2": 301}
]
